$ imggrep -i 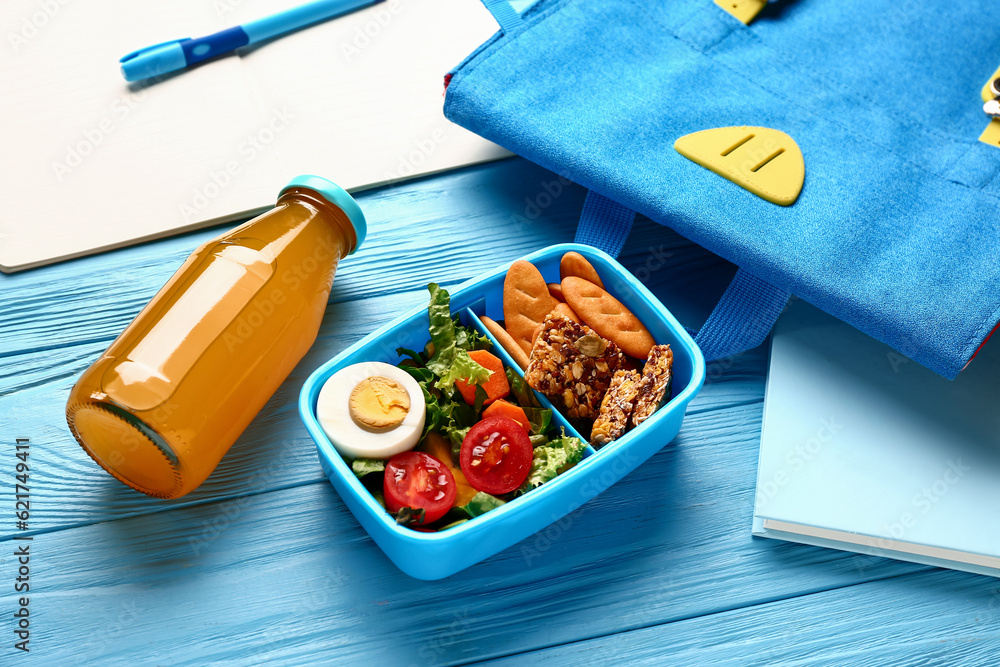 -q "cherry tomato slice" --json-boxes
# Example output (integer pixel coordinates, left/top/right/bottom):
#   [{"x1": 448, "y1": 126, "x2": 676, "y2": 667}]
[
  {"x1": 460, "y1": 416, "x2": 533, "y2": 495},
  {"x1": 383, "y1": 451, "x2": 456, "y2": 525}
]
